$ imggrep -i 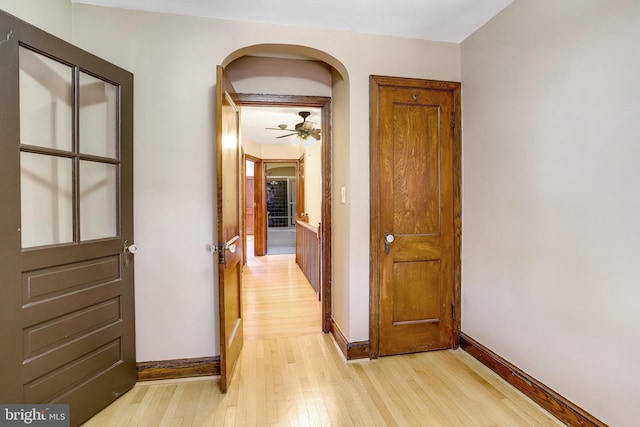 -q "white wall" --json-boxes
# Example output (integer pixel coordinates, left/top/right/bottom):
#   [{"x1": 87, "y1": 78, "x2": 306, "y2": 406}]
[{"x1": 461, "y1": 0, "x2": 640, "y2": 425}]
